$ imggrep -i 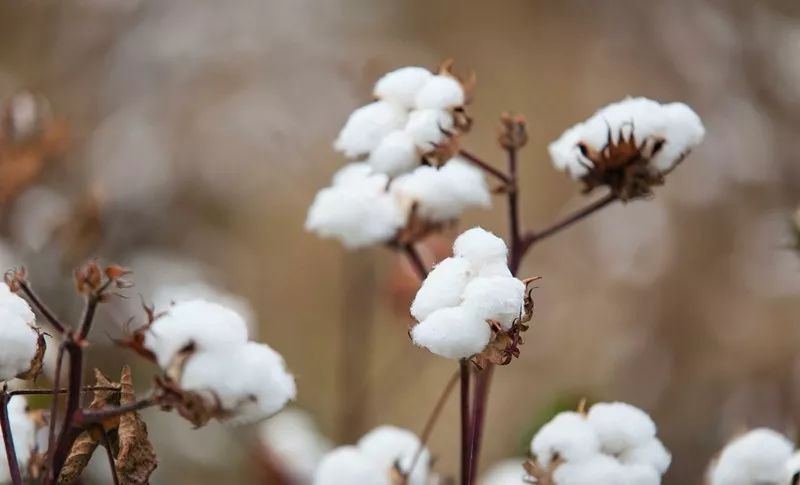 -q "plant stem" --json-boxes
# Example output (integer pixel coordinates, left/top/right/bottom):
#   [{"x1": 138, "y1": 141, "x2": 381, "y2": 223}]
[
  {"x1": 403, "y1": 243, "x2": 428, "y2": 280},
  {"x1": 48, "y1": 341, "x2": 83, "y2": 481},
  {"x1": 77, "y1": 397, "x2": 156, "y2": 426},
  {"x1": 459, "y1": 149, "x2": 511, "y2": 185},
  {"x1": 8, "y1": 386, "x2": 120, "y2": 398},
  {"x1": 520, "y1": 192, "x2": 618, "y2": 252},
  {"x1": 0, "y1": 392, "x2": 22, "y2": 485},
  {"x1": 78, "y1": 281, "x2": 110, "y2": 341},
  {"x1": 460, "y1": 359, "x2": 471, "y2": 485},
  {"x1": 407, "y1": 370, "x2": 459, "y2": 478},
  {"x1": 467, "y1": 365, "x2": 493, "y2": 484},
  {"x1": 46, "y1": 344, "x2": 65, "y2": 465},
  {"x1": 96, "y1": 425, "x2": 120, "y2": 485},
  {"x1": 506, "y1": 147, "x2": 523, "y2": 274},
  {"x1": 17, "y1": 281, "x2": 67, "y2": 335}
]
